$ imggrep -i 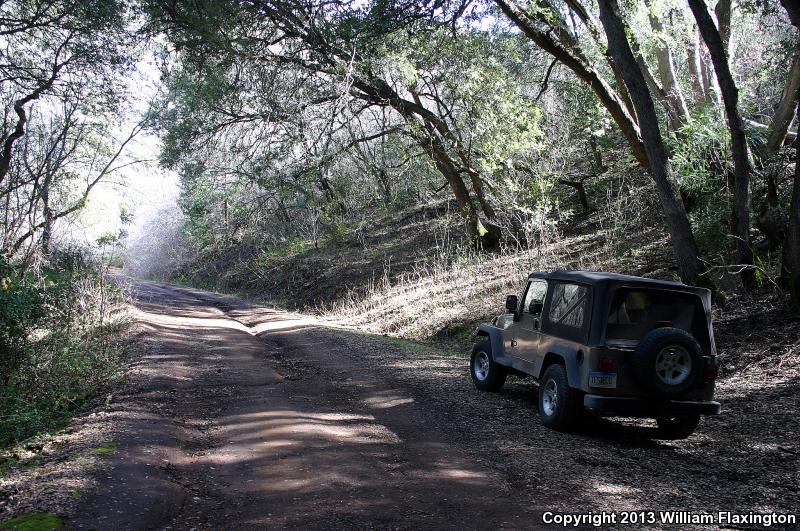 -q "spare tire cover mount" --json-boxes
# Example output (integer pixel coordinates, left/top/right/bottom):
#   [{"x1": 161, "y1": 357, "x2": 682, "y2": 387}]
[
  {"x1": 631, "y1": 327, "x2": 703, "y2": 397},
  {"x1": 654, "y1": 344, "x2": 692, "y2": 386}
]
